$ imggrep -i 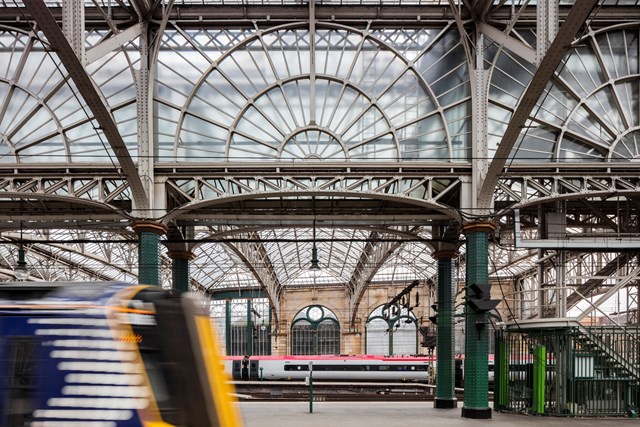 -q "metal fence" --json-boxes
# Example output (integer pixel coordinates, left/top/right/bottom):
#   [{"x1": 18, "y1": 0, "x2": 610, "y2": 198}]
[{"x1": 494, "y1": 325, "x2": 640, "y2": 417}]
